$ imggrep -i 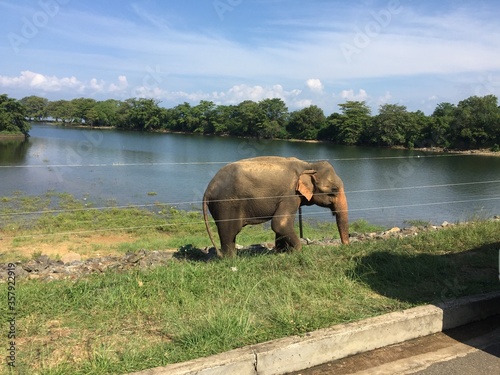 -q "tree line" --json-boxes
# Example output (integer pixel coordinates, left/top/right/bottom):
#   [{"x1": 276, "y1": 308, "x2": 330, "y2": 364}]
[
  {"x1": 3, "y1": 93, "x2": 500, "y2": 150},
  {"x1": 0, "y1": 94, "x2": 32, "y2": 136}
]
